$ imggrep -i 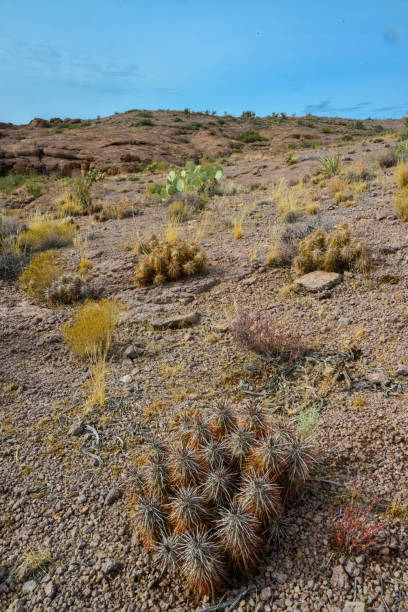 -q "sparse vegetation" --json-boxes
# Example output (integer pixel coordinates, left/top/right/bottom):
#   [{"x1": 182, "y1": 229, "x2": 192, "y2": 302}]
[{"x1": 133, "y1": 403, "x2": 316, "y2": 595}]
